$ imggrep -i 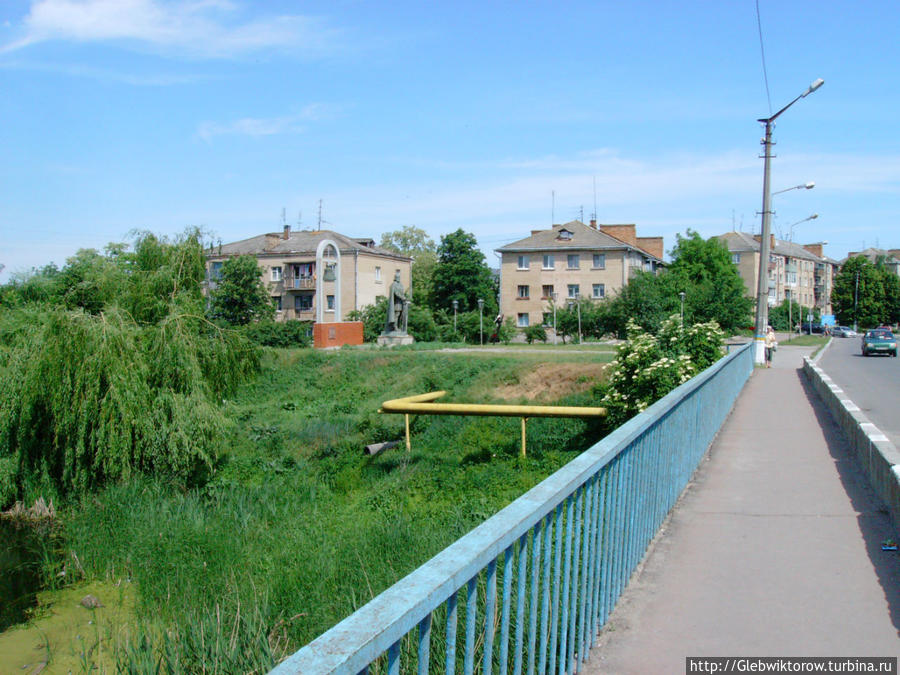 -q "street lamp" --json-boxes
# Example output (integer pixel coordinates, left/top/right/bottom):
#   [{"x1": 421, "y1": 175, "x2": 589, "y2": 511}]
[
  {"x1": 576, "y1": 294, "x2": 582, "y2": 344},
  {"x1": 679, "y1": 291, "x2": 686, "y2": 327},
  {"x1": 477, "y1": 298, "x2": 484, "y2": 346},
  {"x1": 786, "y1": 214, "x2": 818, "y2": 341},
  {"x1": 772, "y1": 181, "x2": 815, "y2": 196},
  {"x1": 452, "y1": 299, "x2": 458, "y2": 336},
  {"x1": 551, "y1": 292, "x2": 558, "y2": 345},
  {"x1": 754, "y1": 78, "x2": 824, "y2": 365}
]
